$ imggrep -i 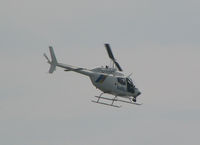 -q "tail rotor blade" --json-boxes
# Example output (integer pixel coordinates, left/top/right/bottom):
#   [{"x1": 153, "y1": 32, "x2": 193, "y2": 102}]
[{"x1": 43, "y1": 53, "x2": 50, "y2": 63}]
